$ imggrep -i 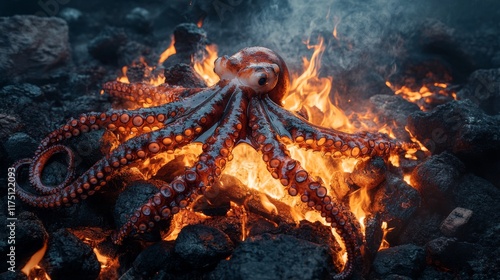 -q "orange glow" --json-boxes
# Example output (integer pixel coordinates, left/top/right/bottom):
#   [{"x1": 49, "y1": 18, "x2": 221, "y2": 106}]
[
  {"x1": 117, "y1": 66, "x2": 130, "y2": 84},
  {"x1": 193, "y1": 44, "x2": 220, "y2": 86},
  {"x1": 107, "y1": 27, "x2": 430, "y2": 266},
  {"x1": 22, "y1": 242, "x2": 47, "y2": 277},
  {"x1": 93, "y1": 248, "x2": 112, "y2": 269},
  {"x1": 333, "y1": 17, "x2": 341, "y2": 39},
  {"x1": 159, "y1": 36, "x2": 176, "y2": 64},
  {"x1": 379, "y1": 221, "x2": 393, "y2": 250},
  {"x1": 196, "y1": 18, "x2": 204, "y2": 28},
  {"x1": 386, "y1": 80, "x2": 457, "y2": 110},
  {"x1": 283, "y1": 36, "x2": 350, "y2": 130}
]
